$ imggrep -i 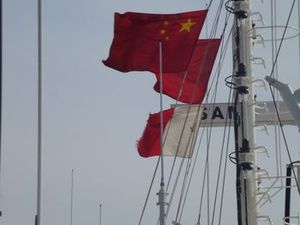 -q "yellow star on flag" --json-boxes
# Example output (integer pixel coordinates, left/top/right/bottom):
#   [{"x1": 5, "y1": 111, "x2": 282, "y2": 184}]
[{"x1": 179, "y1": 18, "x2": 196, "y2": 32}]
